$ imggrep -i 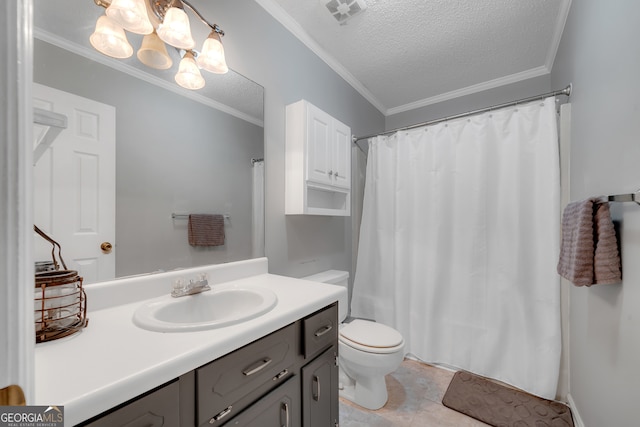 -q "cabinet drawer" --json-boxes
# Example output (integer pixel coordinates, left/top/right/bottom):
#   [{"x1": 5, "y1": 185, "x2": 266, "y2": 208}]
[
  {"x1": 196, "y1": 323, "x2": 297, "y2": 426},
  {"x1": 303, "y1": 303, "x2": 338, "y2": 360},
  {"x1": 222, "y1": 376, "x2": 301, "y2": 427},
  {"x1": 82, "y1": 380, "x2": 180, "y2": 427}
]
